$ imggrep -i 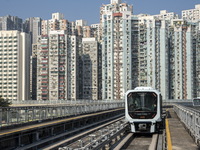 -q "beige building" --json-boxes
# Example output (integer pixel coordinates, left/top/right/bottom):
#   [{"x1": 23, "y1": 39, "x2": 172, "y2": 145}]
[
  {"x1": 41, "y1": 13, "x2": 71, "y2": 35},
  {"x1": 0, "y1": 30, "x2": 31, "y2": 101}
]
